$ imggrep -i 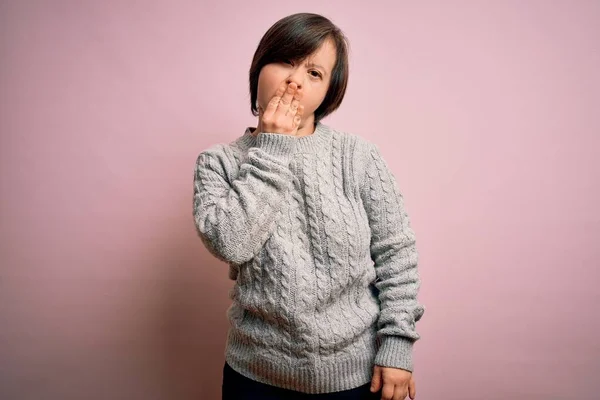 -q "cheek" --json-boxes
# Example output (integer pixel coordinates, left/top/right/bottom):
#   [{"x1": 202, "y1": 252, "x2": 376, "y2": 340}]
[
  {"x1": 257, "y1": 82, "x2": 277, "y2": 109},
  {"x1": 301, "y1": 90, "x2": 327, "y2": 113},
  {"x1": 257, "y1": 69, "x2": 285, "y2": 104},
  {"x1": 256, "y1": 78, "x2": 267, "y2": 103}
]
